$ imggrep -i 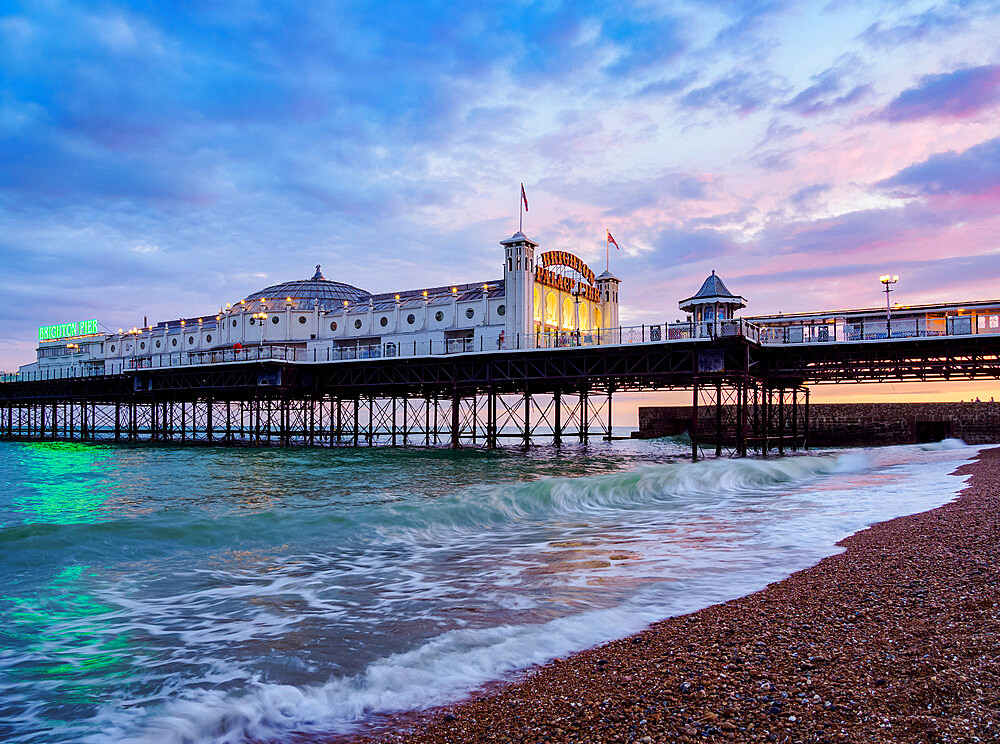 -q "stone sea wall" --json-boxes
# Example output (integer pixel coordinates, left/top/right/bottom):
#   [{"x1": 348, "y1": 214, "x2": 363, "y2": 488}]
[{"x1": 636, "y1": 401, "x2": 1000, "y2": 445}]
